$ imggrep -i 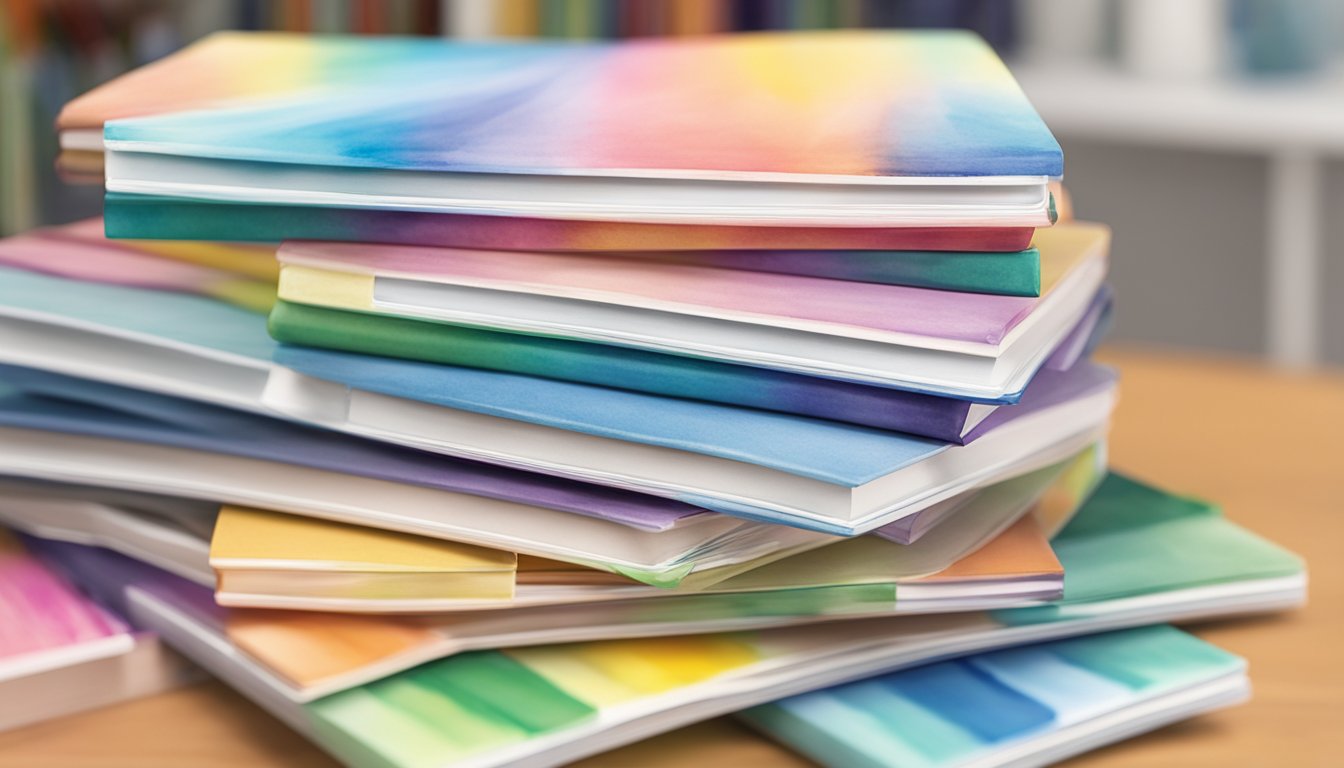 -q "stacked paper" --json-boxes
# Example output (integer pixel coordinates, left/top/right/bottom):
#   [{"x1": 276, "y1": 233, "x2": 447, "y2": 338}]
[{"x1": 0, "y1": 29, "x2": 1306, "y2": 766}]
